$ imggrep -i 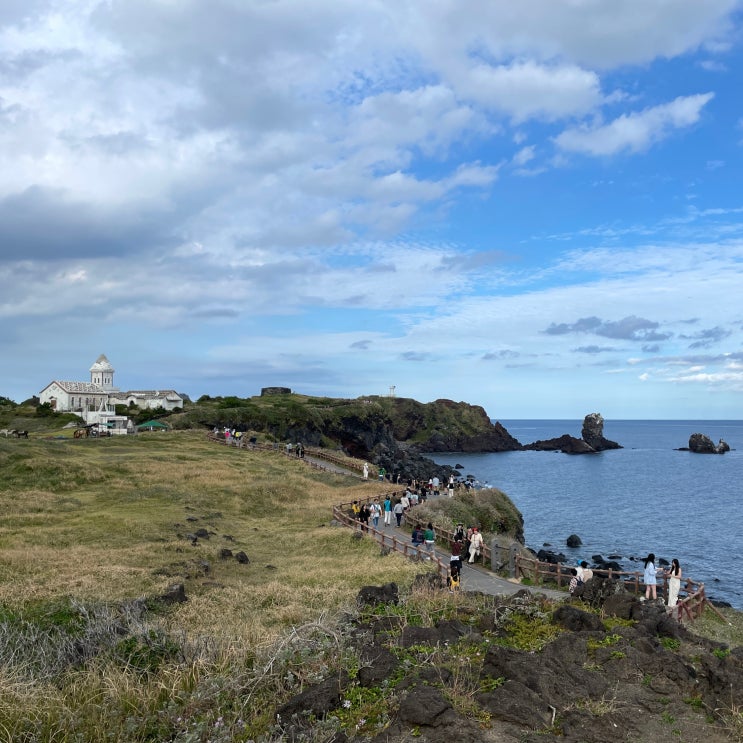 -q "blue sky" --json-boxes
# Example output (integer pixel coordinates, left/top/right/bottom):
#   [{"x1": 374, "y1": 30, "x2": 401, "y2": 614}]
[{"x1": 1, "y1": 1, "x2": 743, "y2": 419}]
